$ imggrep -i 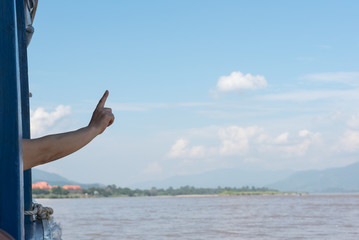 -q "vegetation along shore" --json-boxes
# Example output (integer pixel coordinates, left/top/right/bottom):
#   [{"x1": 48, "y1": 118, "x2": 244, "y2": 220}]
[{"x1": 32, "y1": 183, "x2": 301, "y2": 199}]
